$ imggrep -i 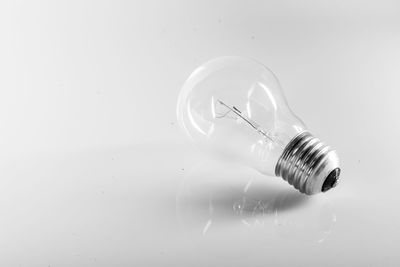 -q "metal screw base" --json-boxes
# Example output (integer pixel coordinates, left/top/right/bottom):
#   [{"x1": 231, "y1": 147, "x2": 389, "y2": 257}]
[{"x1": 275, "y1": 132, "x2": 340, "y2": 195}]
